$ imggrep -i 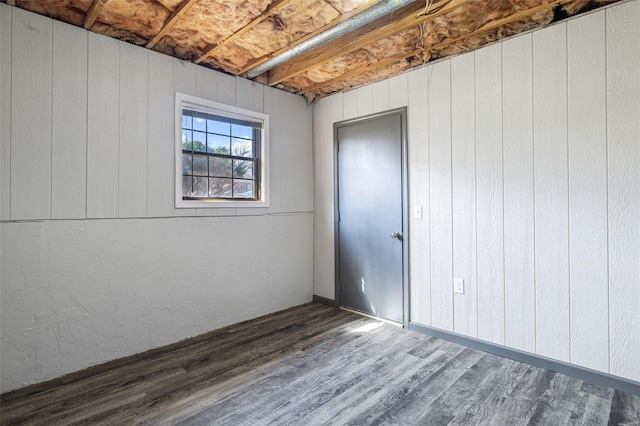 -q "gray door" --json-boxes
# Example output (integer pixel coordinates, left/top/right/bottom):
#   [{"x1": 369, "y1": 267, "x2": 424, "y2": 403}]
[{"x1": 337, "y1": 112, "x2": 404, "y2": 323}]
